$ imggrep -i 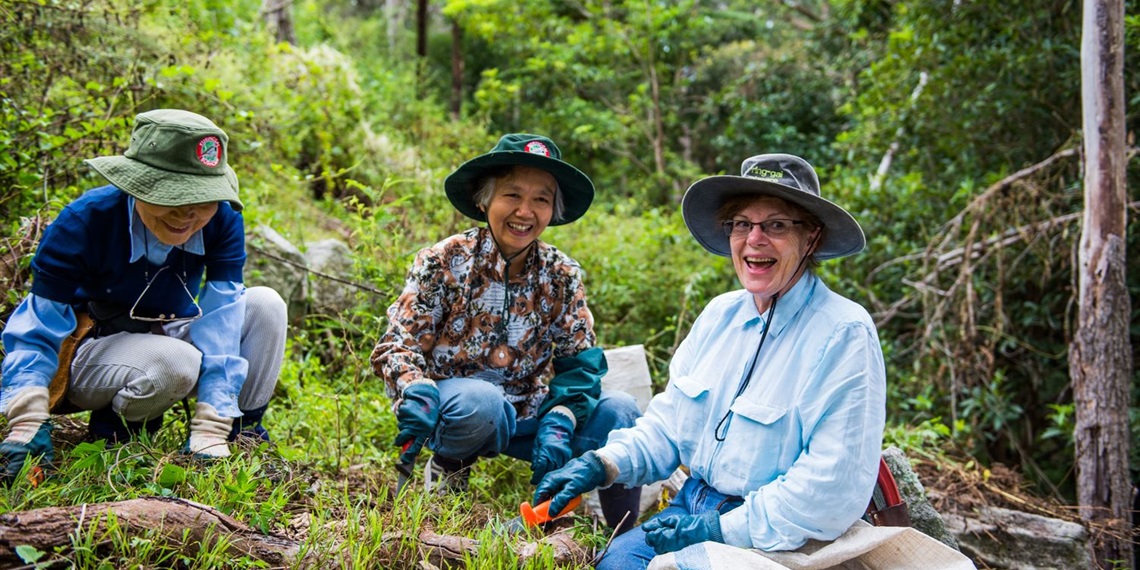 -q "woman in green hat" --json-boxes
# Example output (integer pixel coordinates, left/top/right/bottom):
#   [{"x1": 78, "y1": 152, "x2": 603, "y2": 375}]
[
  {"x1": 371, "y1": 133, "x2": 642, "y2": 533},
  {"x1": 0, "y1": 109, "x2": 287, "y2": 482}
]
